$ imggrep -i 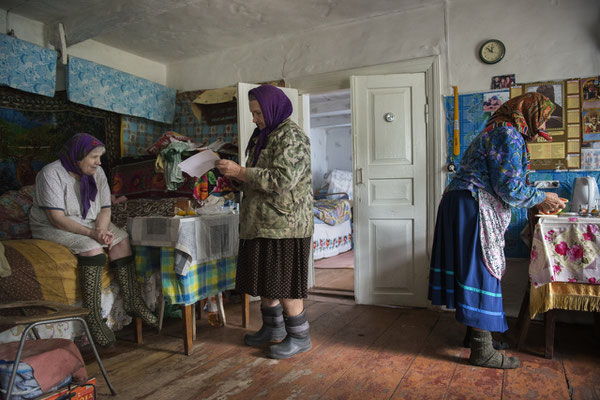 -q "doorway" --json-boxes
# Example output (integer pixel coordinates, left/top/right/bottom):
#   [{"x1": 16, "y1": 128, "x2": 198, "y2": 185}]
[
  {"x1": 308, "y1": 89, "x2": 355, "y2": 299},
  {"x1": 289, "y1": 56, "x2": 442, "y2": 306}
]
